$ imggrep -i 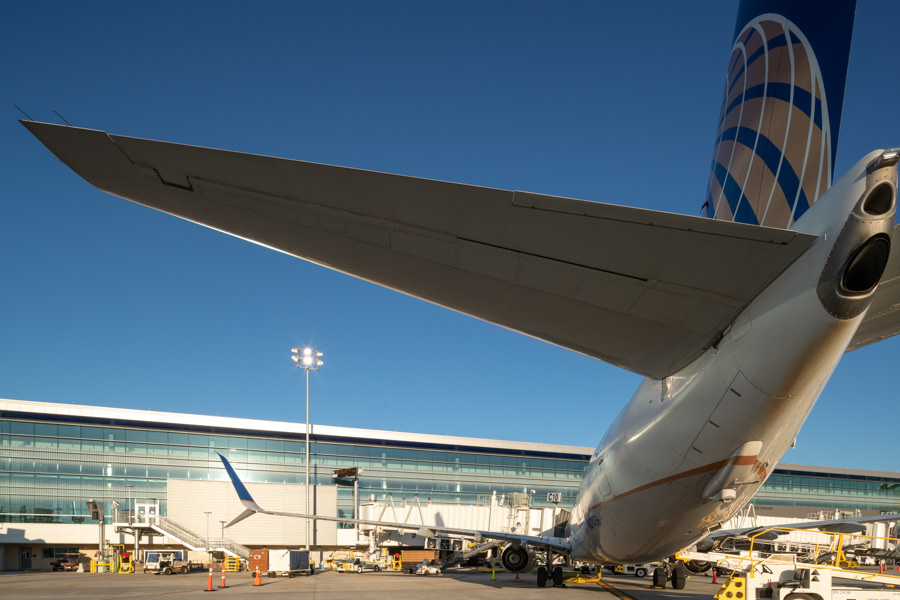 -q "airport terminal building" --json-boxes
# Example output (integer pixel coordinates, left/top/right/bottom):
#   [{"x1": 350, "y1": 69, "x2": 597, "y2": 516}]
[{"x1": 2, "y1": 398, "x2": 900, "y2": 570}]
